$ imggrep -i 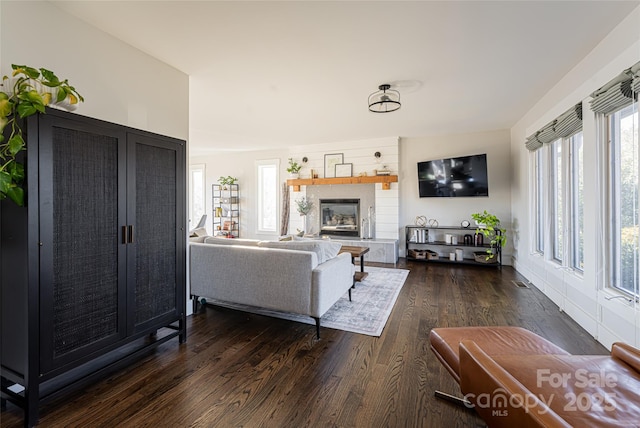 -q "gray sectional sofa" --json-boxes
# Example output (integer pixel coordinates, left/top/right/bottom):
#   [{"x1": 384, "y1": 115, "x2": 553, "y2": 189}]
[{"x1": 189, "y1": 237, "x2": 354, "y2": 337}]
